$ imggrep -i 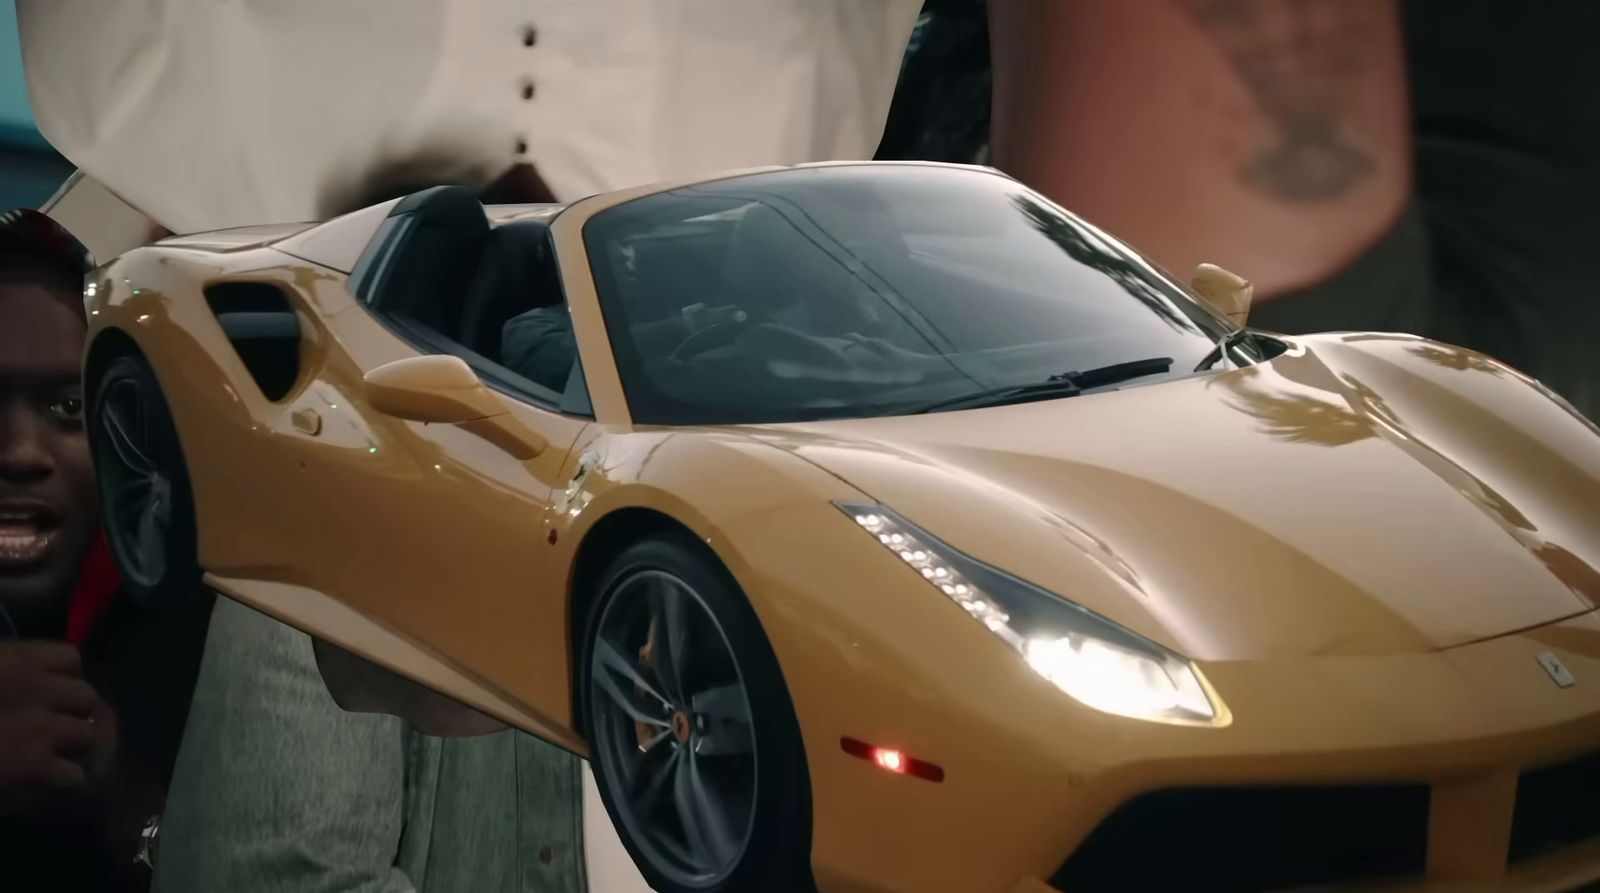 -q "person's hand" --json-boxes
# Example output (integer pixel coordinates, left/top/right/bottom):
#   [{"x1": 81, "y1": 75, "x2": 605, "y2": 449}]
[
  {"x1": 680, "y1": 303, "x2": 748, "y2": 334},
  {"x1": 0, "y1": 641, "x2": 115, "y2": 816}
]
